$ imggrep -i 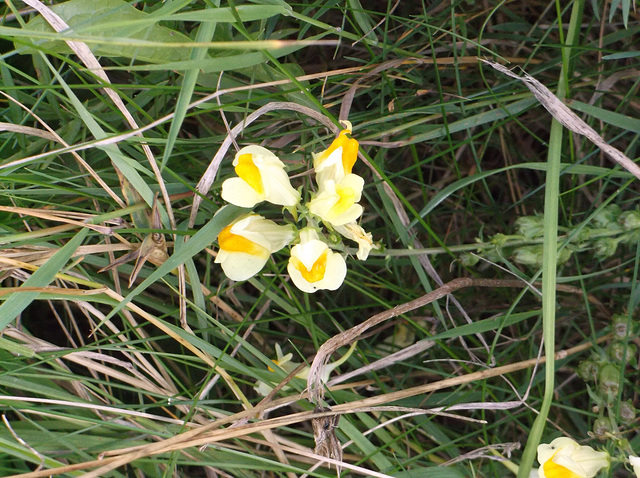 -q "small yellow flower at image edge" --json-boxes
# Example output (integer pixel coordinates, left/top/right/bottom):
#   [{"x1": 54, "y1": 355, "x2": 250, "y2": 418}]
[
  {"x1": 630, "y1": 455, "x2": 640, "y2": 477},
  {"x1": 536, "y1": 437, "x2": 609, "y2": 478},
  {"x1": 253, "y1": 343, "x2": 300, "y2": 396},
  {"x1": 253, "y1": 342, "x2": 357, "y2": 396}
]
